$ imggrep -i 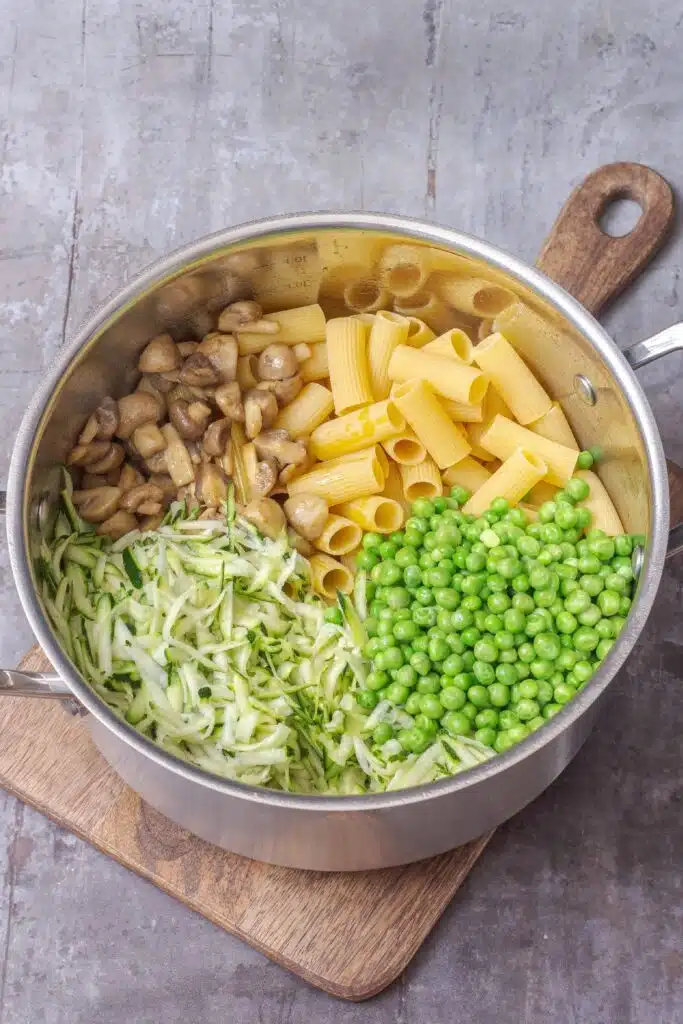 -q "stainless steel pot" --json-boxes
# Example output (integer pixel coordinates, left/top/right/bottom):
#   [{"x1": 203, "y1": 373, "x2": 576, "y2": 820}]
[{"x1": 3, "y1": 163, "x2": 683, "y2": 870}]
